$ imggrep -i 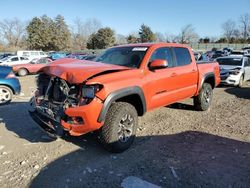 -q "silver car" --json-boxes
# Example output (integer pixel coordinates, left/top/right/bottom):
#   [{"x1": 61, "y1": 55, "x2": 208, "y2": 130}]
[{"x1": 217, "y1": 56, "x2": 250, "y2": 87}]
